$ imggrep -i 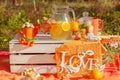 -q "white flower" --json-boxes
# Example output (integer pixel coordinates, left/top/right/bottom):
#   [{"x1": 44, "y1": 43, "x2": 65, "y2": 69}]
[{"x1": 22, "y1": 22, "x2": 34, "y2": 28}]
